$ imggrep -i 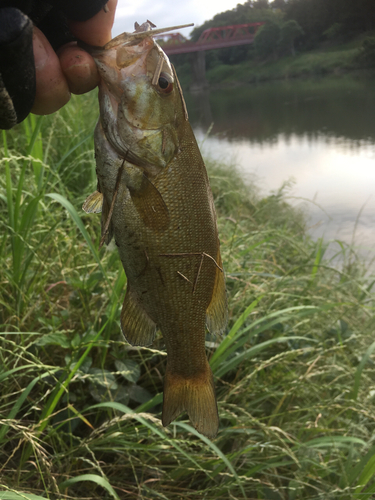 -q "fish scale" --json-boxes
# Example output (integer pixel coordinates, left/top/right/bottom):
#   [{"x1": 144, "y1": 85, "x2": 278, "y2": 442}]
[{"x1": 83, "y1": 23, "x2": 227, "y2": 438}]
